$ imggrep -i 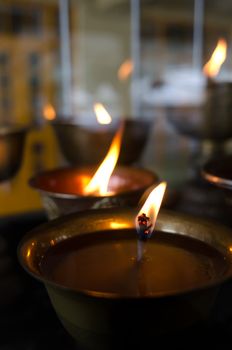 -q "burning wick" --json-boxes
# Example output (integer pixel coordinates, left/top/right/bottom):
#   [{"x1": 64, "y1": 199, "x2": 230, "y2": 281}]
[
  {"x1": 136, "y1": 182, "x2": 167, "y2": 262},
  {"x1": 137, "y1": 213, "x2": 152, "y2": 241}
]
